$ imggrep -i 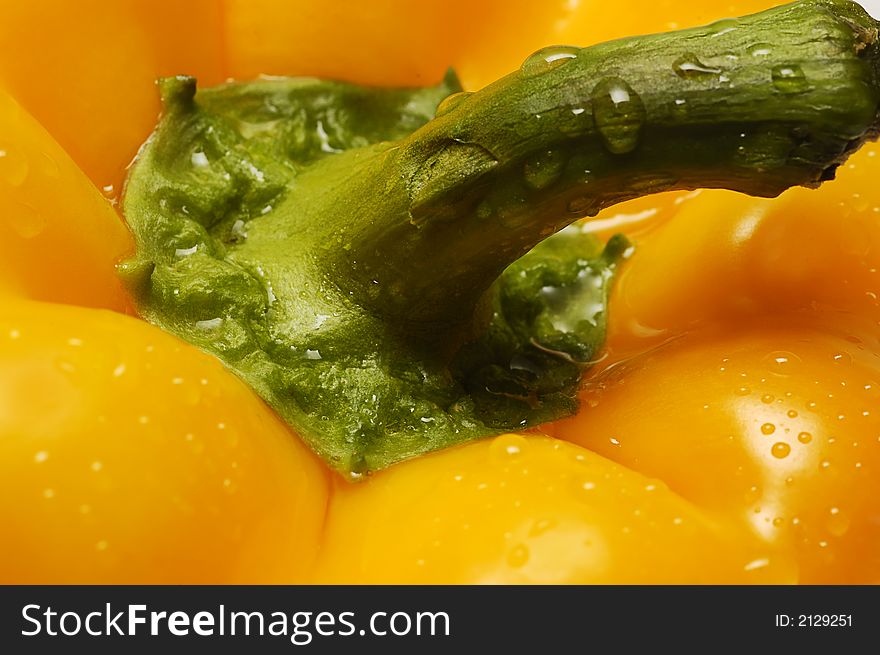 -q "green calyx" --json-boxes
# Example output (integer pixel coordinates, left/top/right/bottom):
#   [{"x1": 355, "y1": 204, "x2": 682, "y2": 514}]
[{"x1": 121, "y1": 0, "x2": 880, "y2": 477}]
